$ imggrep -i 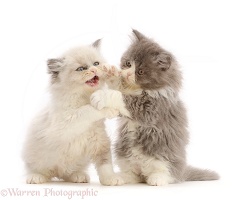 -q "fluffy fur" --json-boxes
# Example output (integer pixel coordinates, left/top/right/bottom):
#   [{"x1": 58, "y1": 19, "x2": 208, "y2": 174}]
[
  {"x1": 91, "y1": 30, "x2": 219, "y2": 186},
  {"x1": 22, "y1": 40, "x2": 124, "y2": 186}
]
